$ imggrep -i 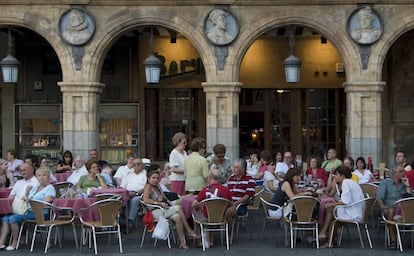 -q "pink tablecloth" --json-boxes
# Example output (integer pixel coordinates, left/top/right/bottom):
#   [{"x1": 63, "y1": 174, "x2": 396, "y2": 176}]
[
  {"x1": 0, "y1": 188, "x2": 11, "y2": 198},
  {"x1": 54, "y1": 198, "x2": 99, "y2": 221},
  {"x1": 54, "y1": 172, "x2": 72, "y2": 183},
  {"x1": 318, "y1": 195, "x2": 336, "y2": 225},
  {"x1": 0, "y1": 198, "x2": 13, "y2": 215},
  {"x1": 180, "y1": 194, "x2": 197, "y2": 219},
  {"x1": 88, "y1": 188, "x2": 129, "y2": 206}
]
